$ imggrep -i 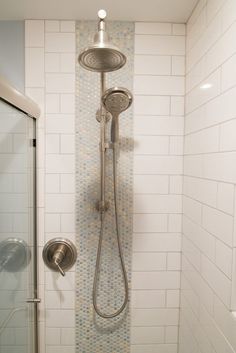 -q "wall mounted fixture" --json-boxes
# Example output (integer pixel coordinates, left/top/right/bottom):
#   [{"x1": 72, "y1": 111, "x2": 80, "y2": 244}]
[
  {"x1": 78, "y1": 9, "x2": 133, "y2": 319},
  {"x1": 0, "y1": 238, "x2": 31, "y2": 272},
  {"x1": 42, "y1": 238, "x2": 77, "y2": 276}
]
